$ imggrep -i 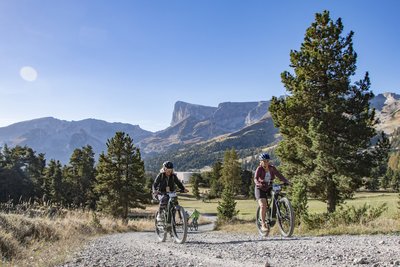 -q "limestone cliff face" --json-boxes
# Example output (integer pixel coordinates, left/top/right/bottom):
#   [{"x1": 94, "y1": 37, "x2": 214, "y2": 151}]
[
  {"x1": 245, "y1": 101, "x2": 271, "y2": 125},
  {"x1": 373, "y1": 93, "x2": 400, "y2": 133},
  {"x1": 170, "y1": 101, "x2": 216, "y2": 126}
]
